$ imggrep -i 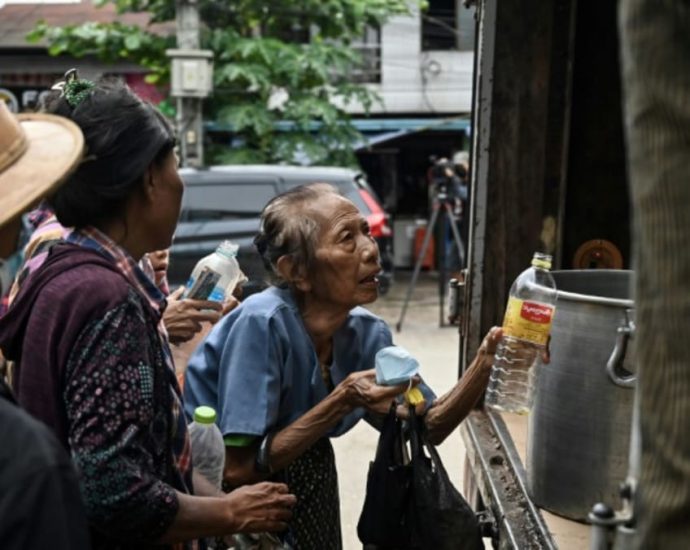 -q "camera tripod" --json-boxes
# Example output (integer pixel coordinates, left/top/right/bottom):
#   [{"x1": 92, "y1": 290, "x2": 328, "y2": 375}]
[{"x1": 396, "y1": 191, "x2": 464, "y2": 332}]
